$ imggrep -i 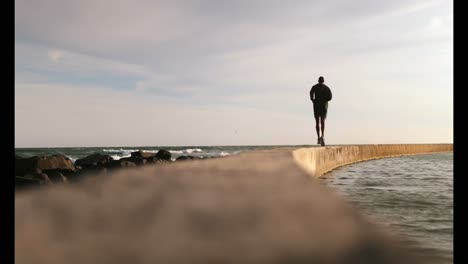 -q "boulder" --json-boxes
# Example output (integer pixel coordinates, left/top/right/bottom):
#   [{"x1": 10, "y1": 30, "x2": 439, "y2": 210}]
[
  {"x1": 155, "y1": 150, "x2": 171, "y2": 161},
  {"x1": 67, "y1": 167, "x2": 107, "y2": 183},
  {"x1": 15, "y1": 176, "x2": 43, "y2": 190},
  {"x1": 104, "y1": 160, "x2": 137, "y2": 170},
  {"x1": 145, "y1": 156, "x2": 158, "y2": 163},
  {"x1": 131, "y1": 151, "x2": 156, "y2": 159},
  {"x1": 75, "y1": 153, "x2": 114, "y2": 168},
  {"x1": 45, "y1": 170, "x2": 68, "y2": 184},
  {"x1": 120, "y1": 157, "x2": 146, "y2": 166},
  {"x1": 176, "y1": 155, "x2": 196, "y2": 161},
  {"x1": 15, "y1": 155, "x2": 74, "y2": 176},
  {"x1": 23, "y1": 172, "x2": 53, "y2": 184},
  {"x1": 43, "y1": 168, "x2": 75, "y2": 177},
  {"x1": 156, "y1": 159, "x2": 172, "y2": 164}
]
